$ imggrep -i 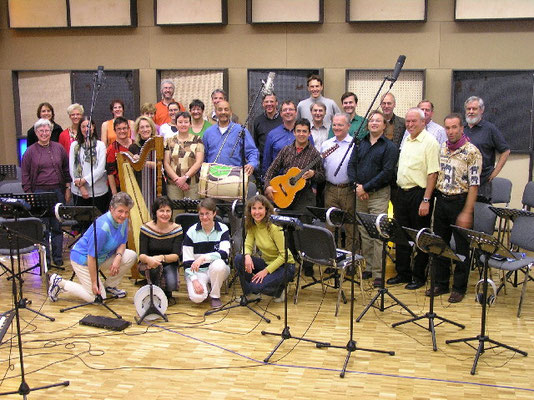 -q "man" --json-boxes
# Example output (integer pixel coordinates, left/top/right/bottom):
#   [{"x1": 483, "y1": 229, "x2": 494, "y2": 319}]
[
  {"x1": 154, "y1": 80, "x2": 185, "y2": 126},
  {"x1": 387, "y1": 108, "x2": 440, "y2": 290},
  {"x1": 252, "y1": 93, "x2": 282, "y2": 165},
  {"x1": 463, "y1": 96, "x2": 510, "y2": 202},
  {"x1": 264, "y1": 118, "x2": 325, "y2": 277},
  {"x1": 348, "y1": 111, "x2": 398, "y2": 287},
  {"x1": 264, "y1": 118, "x2": 325, "y2": 214},
  {"x1": 297, "y1": 75, "x2": 340, "y2": 128},
  {"x1": 208, "y1": 89, "x2": 239, "y2": 124},
  {"x1": 203, "y1": 101, "x2": 259, "y2": 176},
  {"x1": 159, "y1": 101, "x2": 182, "y2": 139},
  {"x1": 328, "y1": 92, "x2": 368, "y2": 140},
  {"x1": 322, "y1": 113, "x2": 356, "y2": 251},
  {"x1": 310, "y1": 102, "x2": 329, "y2": 152},
  {"x1": 400, "y1": 99, "x2": 447, "y2": 147},
  {"x1": 432, "y1": 113, "x2": 482, "y2": 303},
  {"x1": 380, "y1": 92, "x2": 405, "y2": 148},
  {"x1": 263, "y1": 100, "x2": 315, "y2": 177}
]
